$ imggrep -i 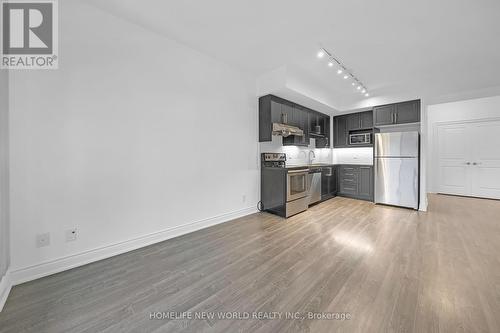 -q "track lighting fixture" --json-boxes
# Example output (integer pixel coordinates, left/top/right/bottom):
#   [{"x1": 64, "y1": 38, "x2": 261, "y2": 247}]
[{"x1": 316, "y1": 47, "x2": 370, "y2": 97}]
